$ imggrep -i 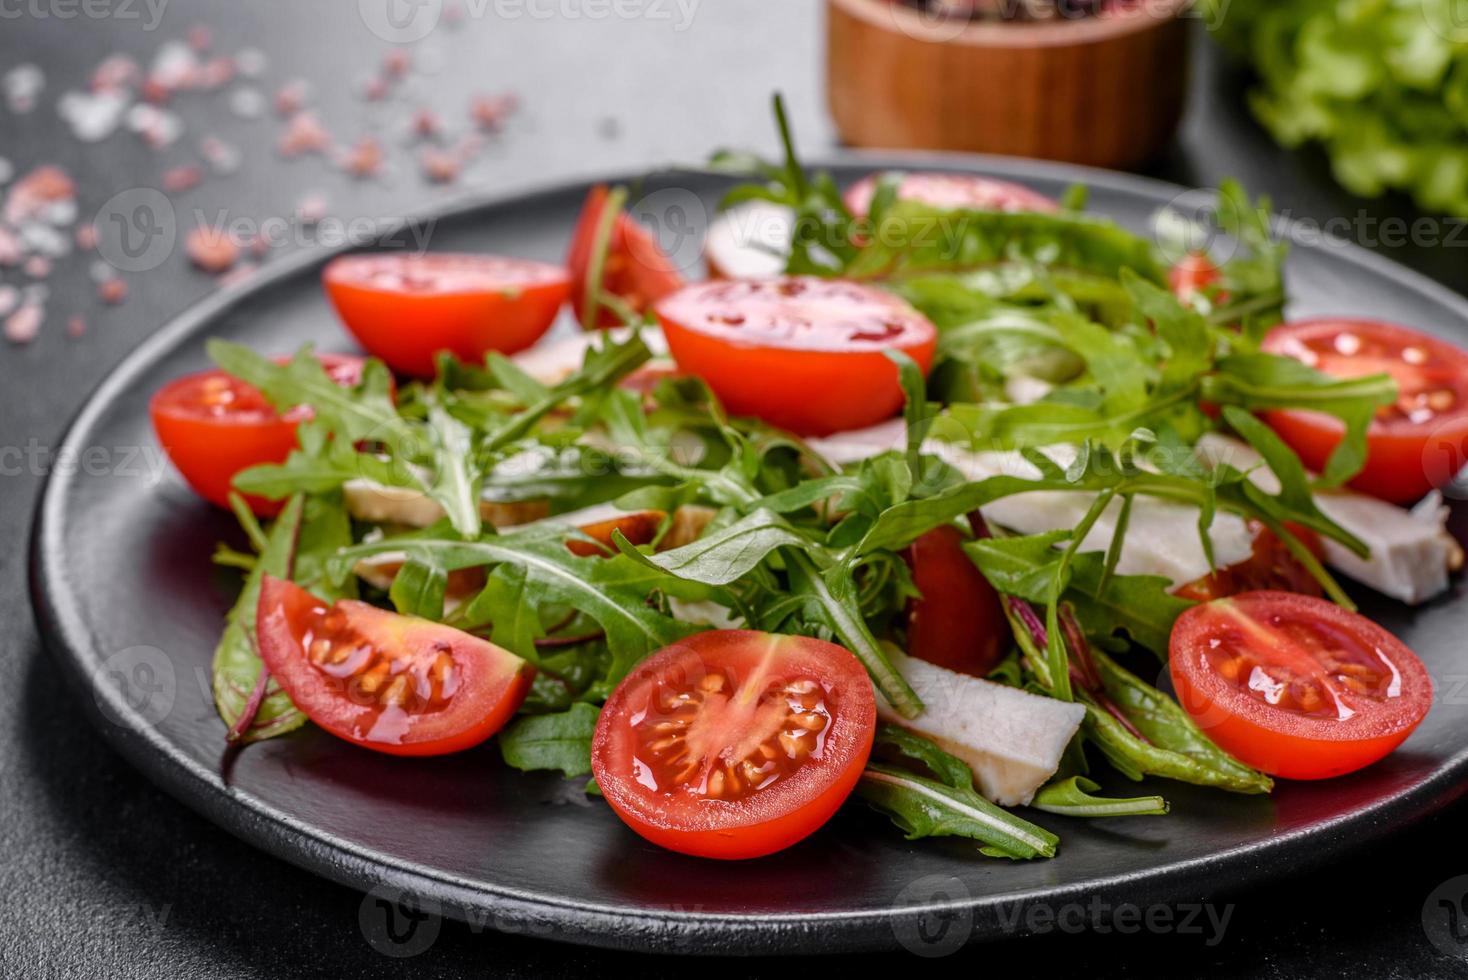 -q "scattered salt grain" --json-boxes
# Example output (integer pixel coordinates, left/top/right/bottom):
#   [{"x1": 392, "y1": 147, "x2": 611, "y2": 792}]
[
  {"x1": 185, "y1": 224, "x2": 239, "y2": 272},
  {"x1": 420, "y1": 147, "x2": 461, "y2": 184},
  {"x1": 3, "y1": 166, "x2": 75, "y2": 225},
  {"x1": 149, "y1": 41, "x2": 200, "y2": 93},
  {"x1": 228, "y1": 86, "x2": 265, "y2": 120},
  {"x1": 295, "y1": 193, "x2": 328, "y2": 225},
  {"x1": 89, "y1": 260, "x2": 116, "y2": 283},
  {"x1": 0, "y1": 285, "x2": 17, "y2": 318},
  {"x1": 75, "y1": 224, "x2": 98, "y2": 251},
  {"x1": 162, "y1": 164, "x2": 203, "y2": 193},
  {"x1": 4, "y1": 64, "x2": 45, "y2": 114},
  {"x1": 359, "y1": 76, "x2": 389, "y2": 103},
  {"x1": 18, "y1": 221, "x2": 69, "y2": 258},
  {"x1": 274, "y1": 80, "x2": 310, "y2": 116},
  {"x1": 188, "y1": 24, "x2": 213, "y2": 53},
  {"x1": 234, "y1": 48, "x2": 267, "y2": 79},
  {"x1": 410, "y1": 108, "x2": 440, "y2": 139},
  {"x1": 58, "y1": 89, "x2": 130, "y2": 143},
  {"x1": 200, "y1": 136, "x2": 242, "y2": 175},
  {"x1": 278, "y1": 112, "x2": 330, "y2": 157},
  {"x1": 24, "y1": 256, "x2": 52, "y2": 279},
  {"x1": 5, "y1": 304, "x2": 41, "y2": 344},
  {"x1": 126, "y1": 103, "x2": 183, "y2": 149},
  {"x1": 91, "y1": 55, "x2": 140, "y2": 94},
  {"x1": 66, "y1": 315, "x2": 86, "y2": 338},
  {"x1": 217, "y1": 262, "x2": 257, "y2": 289},
  {"x1": 98, "y1": 278, "x2": 128, "y2": 305},
  {"x1": 342, "y1": 137, "x2": 384, "y2": 179},
  {"x1": 0, "y1": 228, "x2": 20, "y2": 266},
  {"x1": 470, "y1": 93, "x2": 517, "y2": 131}
]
